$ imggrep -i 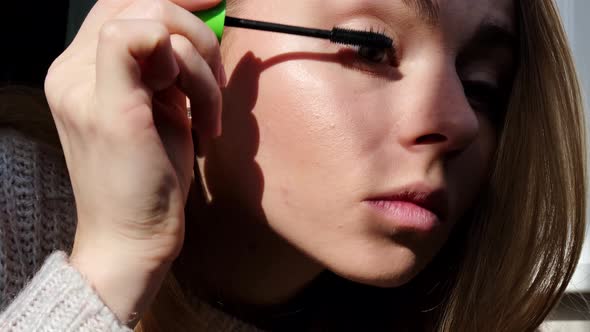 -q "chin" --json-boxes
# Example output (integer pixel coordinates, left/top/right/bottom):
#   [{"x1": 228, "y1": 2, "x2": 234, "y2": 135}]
[
  {"x1": 326, "y1": 249, "x2": 427, "y2": 289},
  {"x1": 341, "y1": 268, "x2": 419, "y2": 289}
]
